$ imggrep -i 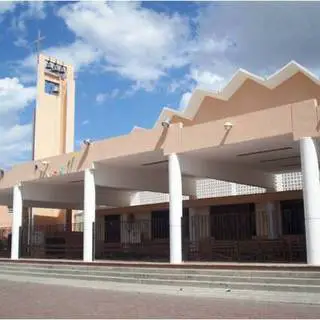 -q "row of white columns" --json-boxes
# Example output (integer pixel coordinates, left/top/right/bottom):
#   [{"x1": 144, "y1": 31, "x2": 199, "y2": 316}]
[
  {"x1": 10, "y1": 154, "x2": 184, "y2": 264},
  {"x1": 9, "y1": 140, "x2": 320, "y2": 265}
]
